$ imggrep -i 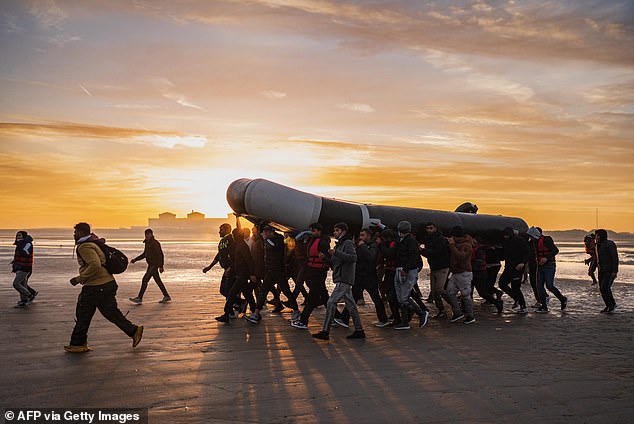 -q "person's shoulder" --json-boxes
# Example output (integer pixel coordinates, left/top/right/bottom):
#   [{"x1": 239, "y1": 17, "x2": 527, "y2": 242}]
[{"x1": 78, "y1": 242, "x2": 99, "y2": 255}]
